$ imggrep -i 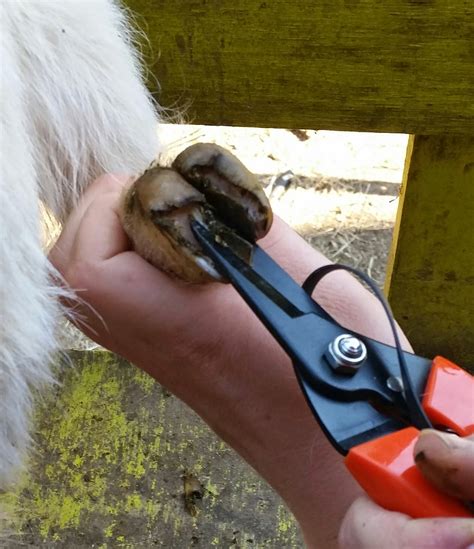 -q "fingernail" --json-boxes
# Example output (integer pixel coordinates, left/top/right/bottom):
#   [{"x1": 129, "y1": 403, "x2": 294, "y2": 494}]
[
  {"x1": 414, "y1": 450, "x2": 426, "y2": 463},
  {"x1": 415, "y1": 430, "x2": 454, "y2": 459}
]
